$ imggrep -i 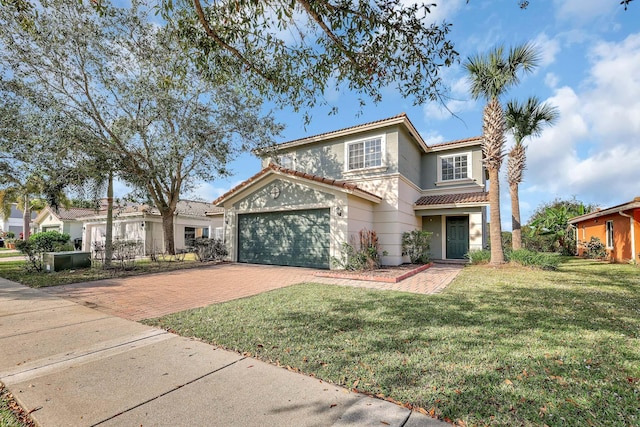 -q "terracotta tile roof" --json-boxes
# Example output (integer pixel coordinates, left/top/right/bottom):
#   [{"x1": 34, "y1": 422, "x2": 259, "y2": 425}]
[
  {"x1": 213, "y1": 163, "x2": 381, "y2": 206},
  {"x1": 81, "y1": 200, "x2": 215, "y2": 218},
  {"x1": 274, "y1": 113, "x2": 409, "y2": 148},
  {"x1": 415, "y1": 192, "x2": 489, "y2": 206},
  {"x1": 52, "y1": 207, "x2": 97, "y2": 220},
  {"x1": 429, "y1": 136, "x2": 483, "y2": 149}
]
